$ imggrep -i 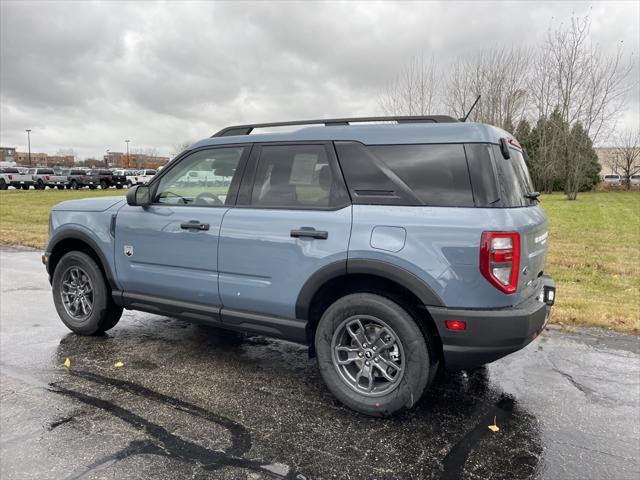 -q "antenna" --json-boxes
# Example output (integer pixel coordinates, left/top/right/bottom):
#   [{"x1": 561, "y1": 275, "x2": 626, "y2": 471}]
[{"x1": 461, "y1": 95, "x2": 481, "y2": 122}]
